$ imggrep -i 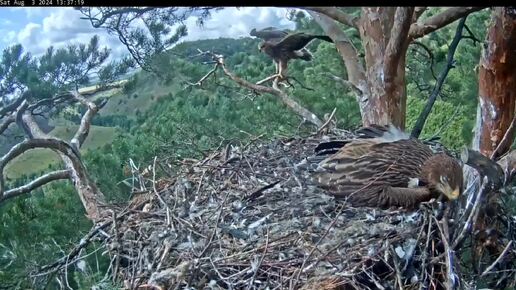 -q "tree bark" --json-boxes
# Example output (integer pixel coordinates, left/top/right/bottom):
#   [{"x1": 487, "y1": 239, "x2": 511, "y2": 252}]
[
  {"x1": 308, "y1": 7, "x2": 485, "y2": 128},
  {"x1": 472, "y1": 8, "x2": 516, "y2": 158},
  {"x1": 358, "y1": 7, "x2": 410, "y2": 129},
  {"x1": 21, "y1": 114, "x2": 107, "y2": 221}
]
